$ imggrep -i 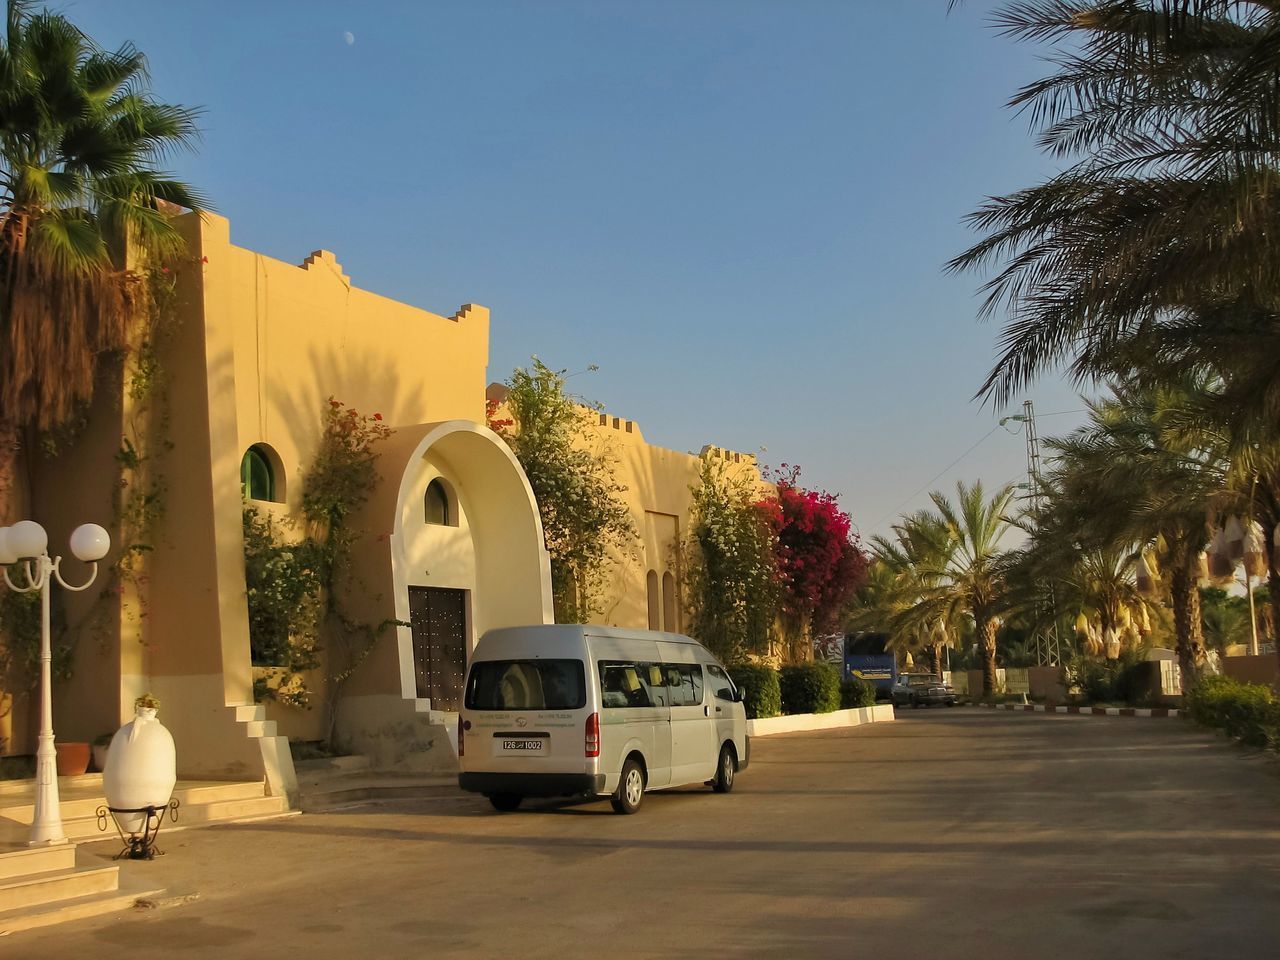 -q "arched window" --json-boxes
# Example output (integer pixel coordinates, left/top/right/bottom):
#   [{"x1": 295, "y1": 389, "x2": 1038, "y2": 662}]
[
  {"x1": 240, "y1": 445, "x2": 280, "y2": 502},
  {"x1": 424, "y1": 478, "x2": 452, "y2": 526},
  {"x1": 662, "y1": 571, "x2": 678, "y2": 632},
  {"x1": 646, "y1": 571, "x2": 661, "y2": 630}
]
